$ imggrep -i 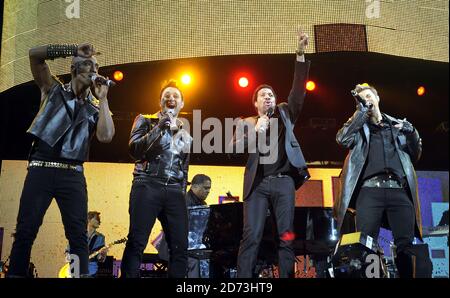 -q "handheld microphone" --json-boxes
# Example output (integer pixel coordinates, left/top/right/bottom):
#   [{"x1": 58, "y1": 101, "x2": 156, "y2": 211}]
[
  {"x1": 266, "y1": 106, "x2": 274, "y2": 117},
  {"x1": 351, "y1": 89, "x2": 372, "y2": 109},
  {"x1": 91, "y1": 74, "x2": 116, "y2": 87},
  {"x1": 258, "y1": 107, "x2": 274, "y2": 133},
  {"x1": 166, "y1": 109, "x2": 178, "y2": 130}
]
